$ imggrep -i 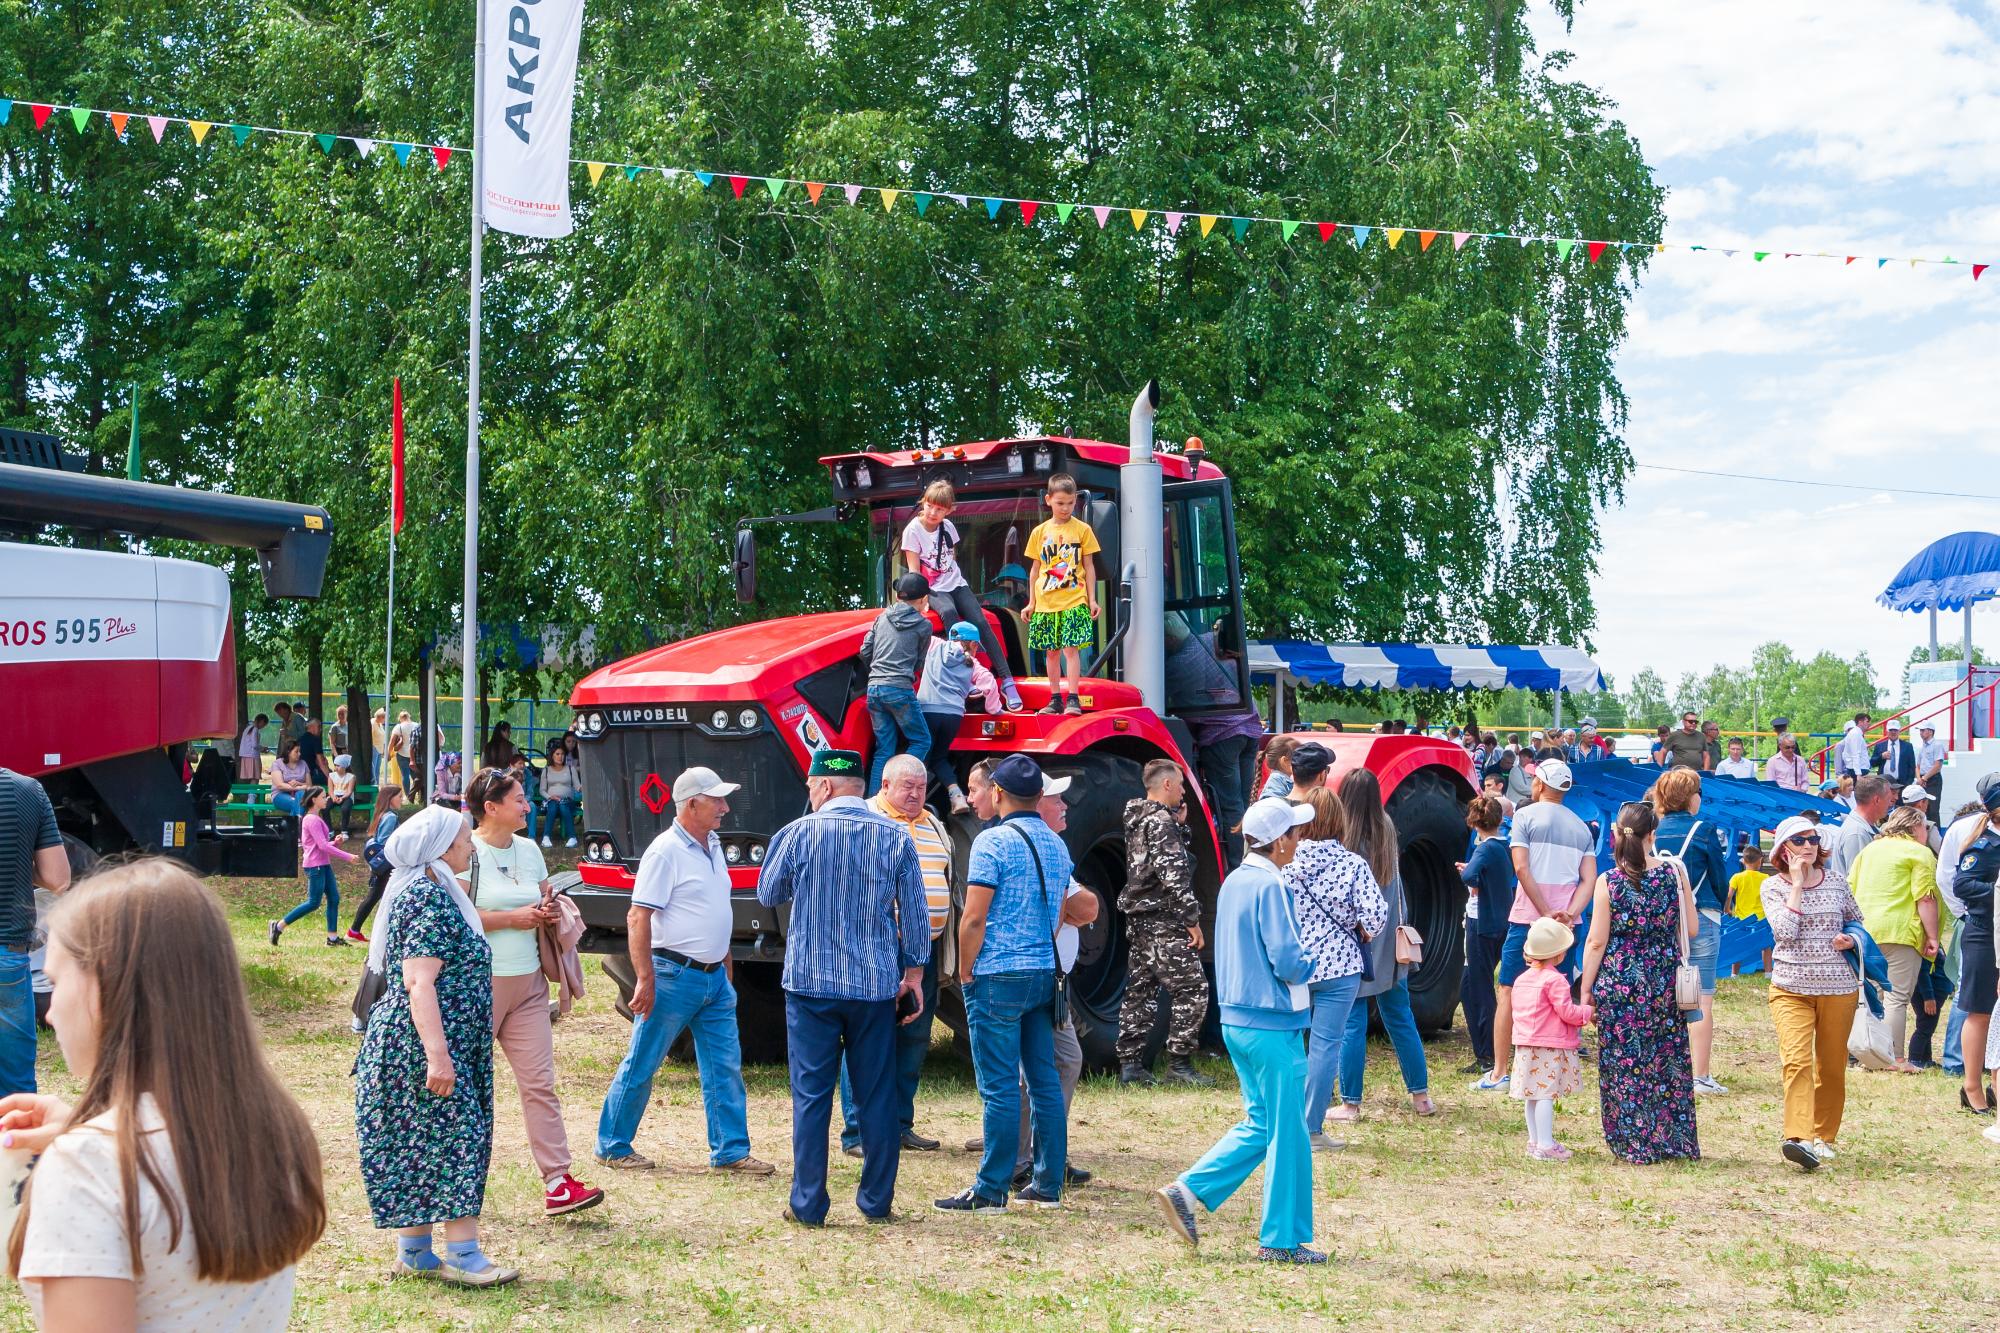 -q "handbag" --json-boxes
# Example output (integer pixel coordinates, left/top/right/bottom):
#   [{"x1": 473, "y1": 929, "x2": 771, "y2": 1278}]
[
  {"x1": 1662, "y1": 854, "x2": 1703, "y2": 1011},
  {"x1": 1394, "y1": 924, "x2": 1424, "y2": 966},
  {"x1": 1008, "y1": 824, "x2": 1070, "y2": 1029},
  {"x1": 350, "y1": 965, "x2": 387, "y2": 1026}
]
